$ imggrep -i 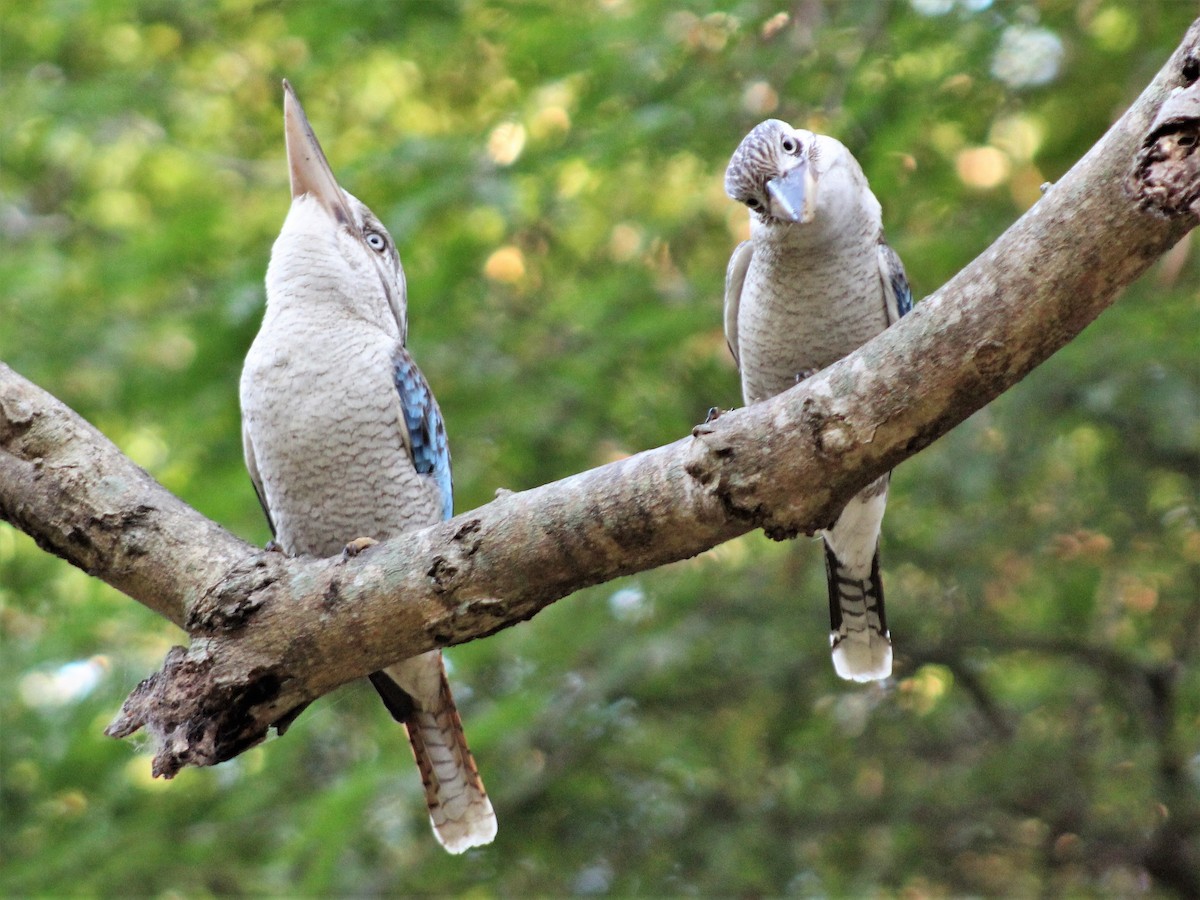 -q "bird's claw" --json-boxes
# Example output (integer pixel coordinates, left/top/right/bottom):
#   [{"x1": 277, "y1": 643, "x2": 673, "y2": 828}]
[
  {"x1": 342, "y1": 536, "x2": 379, "y2": 559},
  {"x1": 794, "y1": 368, "x2": 818, "y2": 384},
  {"x1": 264, "y1": 539, "x2": 284, "y2": 553}
]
